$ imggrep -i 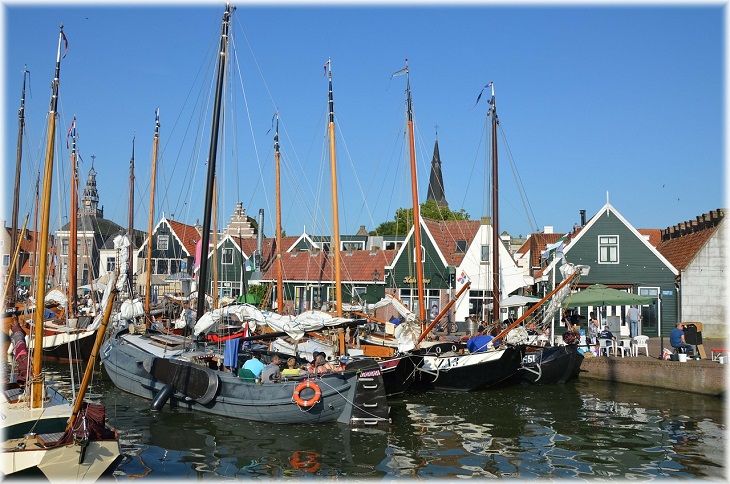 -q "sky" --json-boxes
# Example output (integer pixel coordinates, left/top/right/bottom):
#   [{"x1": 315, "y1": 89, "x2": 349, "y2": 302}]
[{"x1": 2, "y1": 0, "x2": 726, "y2": 242}]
